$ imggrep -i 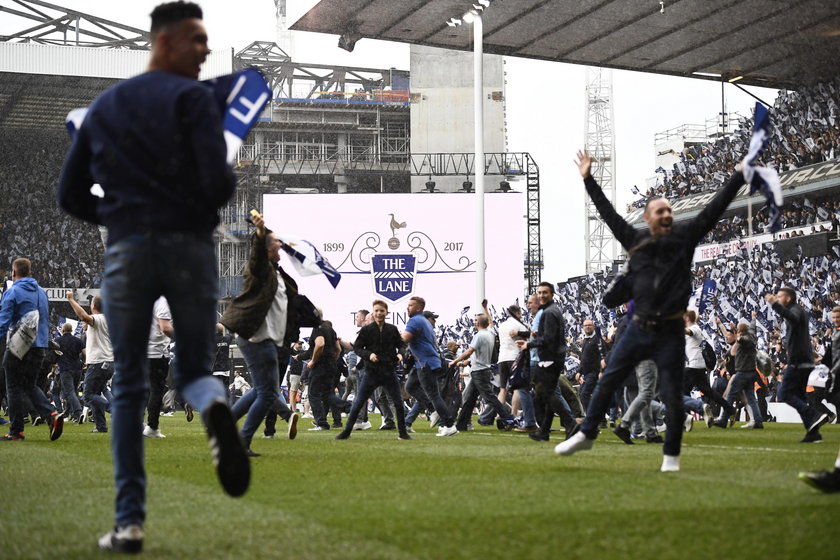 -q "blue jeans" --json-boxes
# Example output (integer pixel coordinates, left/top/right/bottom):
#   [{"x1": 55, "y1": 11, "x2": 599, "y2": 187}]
[
  {"x1": 3, "y1": 348, "x2": 53, "y2": 435},
  {"x1": 232, "y1": 337, "x2": 280, "y2": 446},
  {"x1": 83, "y1": 362, "x2": 113, "y2": 432},
  {"x1": 720, "y1": 371, "x2": 764, "y2": 426},
  {"x1": 581, "y1": 319, "x2": 686, "y2": 457},
  {"x1": 418, "y1": 365, "x2": 454, "y2": 428},
  {"x1": 340, "y1": 368, "x2": 407, "y2": 437},
  {"x1": 59, "y1": 367, "x2": 83, "y2": 419},
  {"x1": 456, "y1": 368, "x2": 511, "y2": 429},
  {"x1": 777, "y1": 364, "x2": 818, "y2": 429},
  {"x1": 102, "y1": 231, "x2": 227, "y2": 528},
  {"x1": 517, "y1": 388, "x2": 537, "y2": 427}
]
